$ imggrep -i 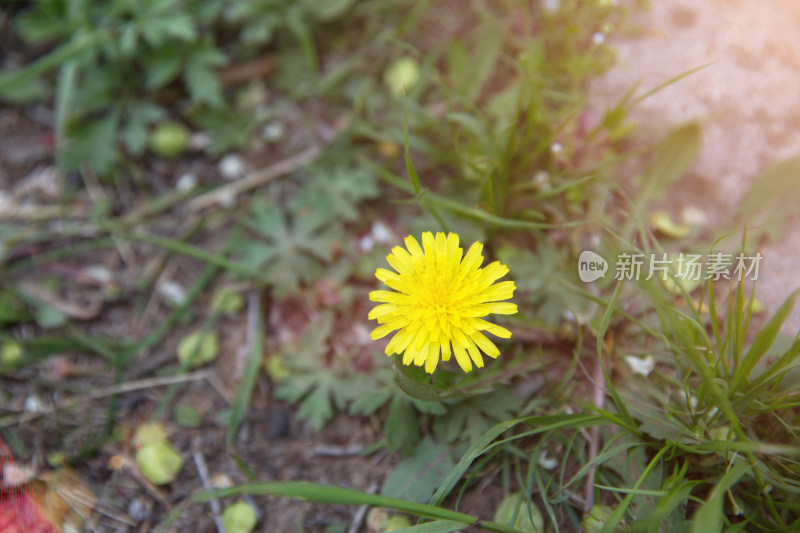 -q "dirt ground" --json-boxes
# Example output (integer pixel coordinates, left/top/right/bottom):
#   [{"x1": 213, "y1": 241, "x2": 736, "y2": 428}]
[{"x1": 591, "y1": 0, "x2": 800, "y2": 334}]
